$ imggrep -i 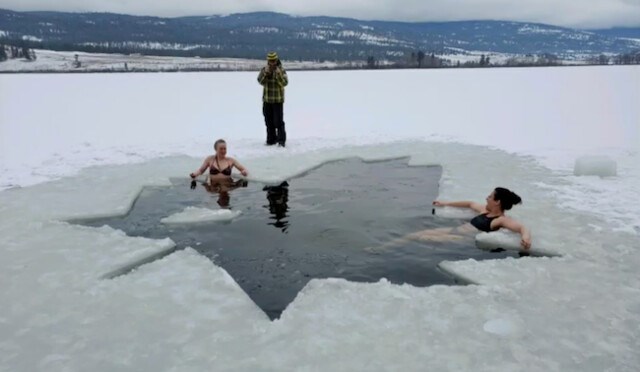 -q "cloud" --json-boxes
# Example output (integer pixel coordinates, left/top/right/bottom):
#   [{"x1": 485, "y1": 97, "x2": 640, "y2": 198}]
[{"x1": 3, "y1": 0, "x2": 640, "y2": 28}]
